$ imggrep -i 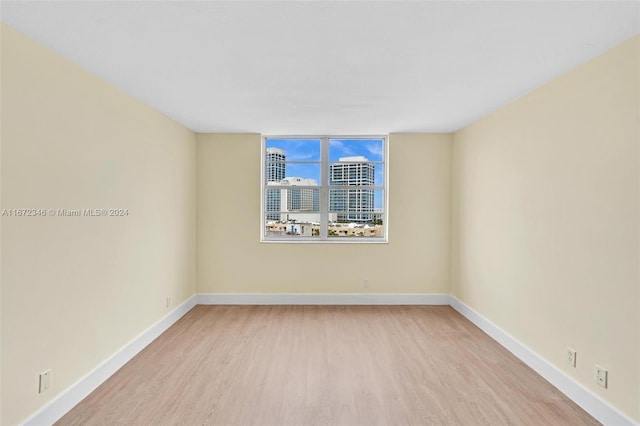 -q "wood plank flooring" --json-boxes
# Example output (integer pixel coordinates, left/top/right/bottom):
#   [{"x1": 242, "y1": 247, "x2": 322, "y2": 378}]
[{"x1": 57, "y1": 306, "x2": 599, "y2": 426}]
